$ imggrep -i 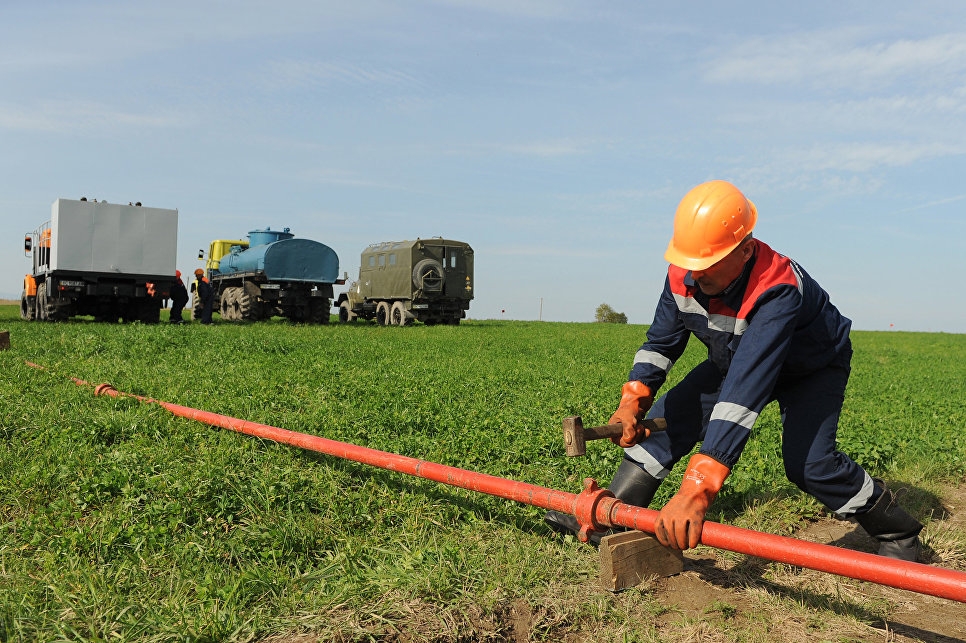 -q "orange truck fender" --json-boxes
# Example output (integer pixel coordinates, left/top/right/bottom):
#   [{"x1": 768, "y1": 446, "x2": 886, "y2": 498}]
[{"x1": 23, "y1": 274, "x2": 37, "y2": 297}]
